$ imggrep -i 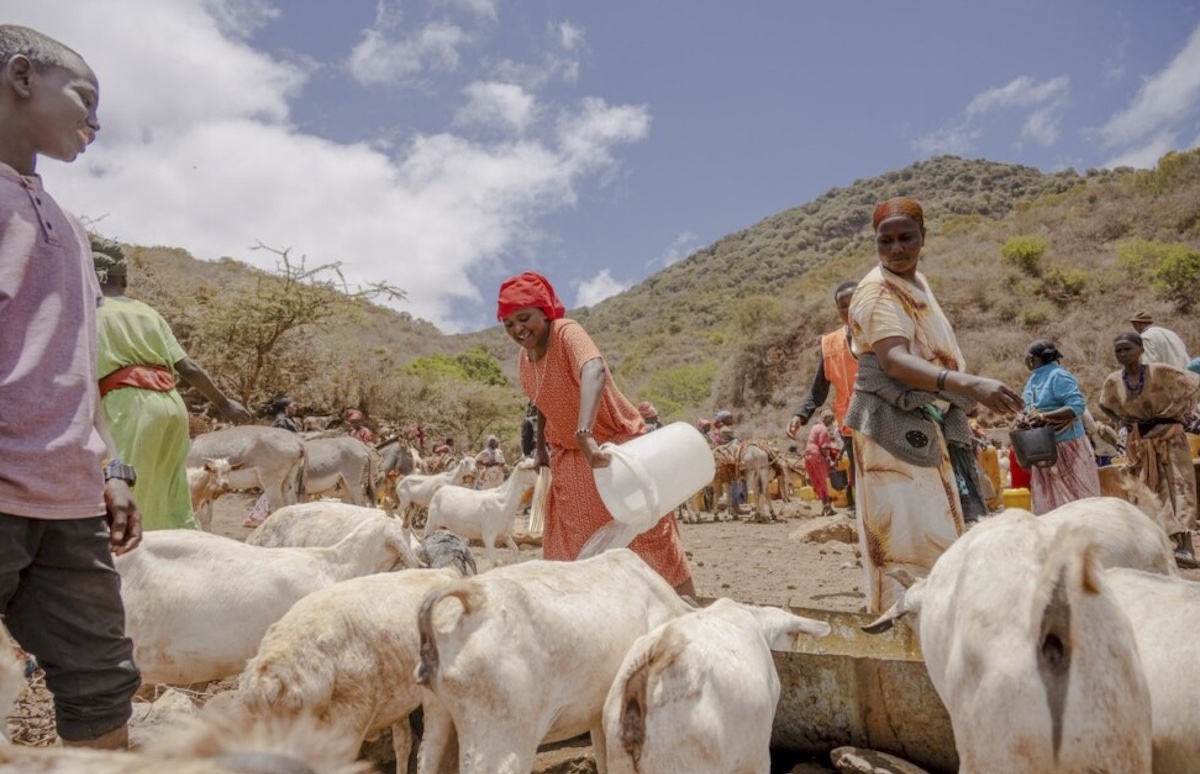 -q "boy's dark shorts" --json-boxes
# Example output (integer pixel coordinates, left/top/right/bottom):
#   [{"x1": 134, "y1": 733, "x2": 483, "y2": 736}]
[{"x1": 0, "y1": 513, "x2": 141, "y2": 741}]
